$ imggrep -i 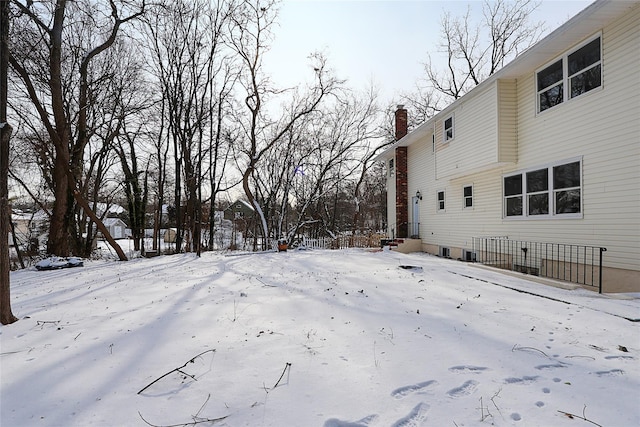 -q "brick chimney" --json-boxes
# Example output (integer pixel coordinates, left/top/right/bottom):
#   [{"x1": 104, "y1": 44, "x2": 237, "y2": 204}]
[
  {"x1": 395, "y1": 105, "x2": 408, "y2": 141},
  {"x1": 394, "y1": 105, "x2": 408, "y2": 238}
]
